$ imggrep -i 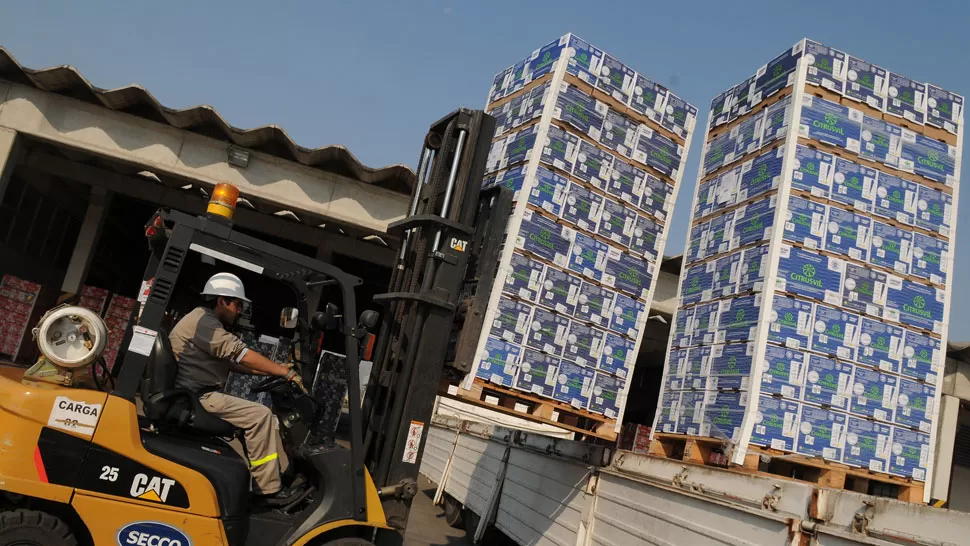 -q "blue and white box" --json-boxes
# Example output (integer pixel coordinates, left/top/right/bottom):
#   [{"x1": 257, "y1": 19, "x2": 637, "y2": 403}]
[
  {"x1": 563, "y1": 321, "x2": 606, "y2": 367},
  {"x1": 731, "y1": 75, "x2": 757, "y2": 118},
  {"x1": 703, "y1": 132, "x2": 737, "y2": 176},
  {"x1": 799, "y1": 95, "x2": 863, "y2": 153},
  {"x1": 540, "y1": 125, "x2": 581, "y2": 172},
  {"x1": 688, "y1": 301, "x2": 719, "y2": 346},
  {"x1": 869, "y1": 220, "x2": 913, "y2": 274},
  {"x1": 528, "y1": 167, "x2": 570, "y2": 216},
  {"x1": 791, "y1": 144, "x2": 834, "y2": 197},
  {"x1": 596, "y1": 54, "x2": 636, "y2": 105},
  {"x1": 857, "y1": 317, "x2": 904, "y2": 374},
  {"x1": 910, "y1": 232, "x2": 948, "y2": 286},
  {"x1": 844, "y1": 56, "x2": 889, "y2": 110},
  {"x1": 896, "y1": 378, "x2": 935, "y2": 433},
  {"x1": 638, "y1": 173, "x2": 673, "y2": 222},
  {"x1": 631, "y1": 214, "x2": 662, "y2": 261},
  {"x1": 704, "y1": 390, "x2": 748, "y2": 441},
  {"x1": 686, "y1": 221, "x2": 708, "y2": 263},
  {"x1": 708, "y1": 342, "x2": 754, "y2": 390},
  {"x1": 491, "y1": 296, "x2": 533, "y2": 345},
  {"x1": 926, "y1": 83, "x2": 963, "y2": 135},
  {"x1": 830, "y1": 157, "x2": 876, "y2": 212},
  {"x1": 886, "y1": 279, "x2": 945, "y2": 334},
  {"x1": 600, "y1": 332, "x2": 635, "y2": 379},
  {"x1": 603, "y1": 247, "x2": 654, "y2": 299},
  {"x1": 609, "y1": 293, "x2": 646, "y2": 338},
  {"x1": 680, "y1": 262, "x2": 713, "y2": 305},
  {"x1": 554, "y1": 81, "x2": 607, "y2": 139},
  {"x1": 671, "y1": 306, "x2": 694, "y2": 348},
  {"x1": 634, "y1": 126, "x2": 684, "y2": 179},
  {"x1": 606, "y1": 157, "x2": 646, "y2": 203},
  {"x1": 599, "y1": 108, "x2": 638, "y2": 158},
  {"x1": 844, "y1": 416, "x2": 892, "y2": 472},
  {"x1": 886, "y1": 73, "x2": 927, "y2": 125},
  {"x1": 796, "y1": 405, "x2": 847, "y2": 461},
  {"x1": 711, "y1": 251, "x2": 743, "y2": 297},
  {"x1": 784, "y1": 195, "x2": 827, "y2": 249},
  {"x1": 711, "y1": 167, "x2": 742, "y2": 214},
  {"x1": 710, "y1": 86, "x2": 734, "y2": 127},
  {"x1": 899, "y1": 131, "x2": 958, "y2": 186},
  {"x1": 515, "y1": 349, "x2": 560, "y2": 398},
  {"x1": 656, "y1": 390, "x2": 682, "y2": 433},
  {"x1": 516, "y1": 209, "x2": 575, "y2": 268},
  {"x1": 768, "y1": 295, "x2": 814, "y2": 349},
  {"x1": 737, "y1": 146, "x2": 785, "y2": 202},
  {"x1": 668, "y1": 348, "x2": 690, "y2": 381},
  {"x1": 842, "y1": 262, "x2": 888, "y2": 316},
  {"x1": 901, "y1": 330, "x2": 942, "y2": 383},
  {"x1": 526, "y1": 38, "x2": 565, "y2": 81},
  {"x1": 589, "y1": 372, "x2": 622, "y2": 418},
  {"x1": 732, "y1": 196, "x2": 775, "y2": 248},
  {"x1": 762, "y1": 95, "x2": 793, "y2": 145},
  {"x1": 915, "y1": 184, "x2": 952, "y2": 236},
  {"x1": 860, "y1": 115, "x2": 902, "y2": 167},
  {"x1": 538, "y1": 266, "x2": 582, "y2": 316},
  {"x1": 571, "y1": 139, "x2": 613, "y2": 190},
  {"x1": 569, "y1": 232, "x2": 610, "y2": 282},
  {"x1": 733, "y1": 111, "x2": 765, "y2": 156},
  {"x1": 889, "y1": 427, "x2": 929, "y2": 481},
  {"x1": 527, "y1": 307, "x2": 570, "y2": 356},
  {"x1": 707, "y1": 209, "x2": 736, "y2": 255},
  {"x1": 716, "y1": 293, "x2": 762, "y2": 344},
  {"x1": 775, "y1": 245, "x2": 845, "y2": 305},
  {"x1": 599, "y1": 198, "x2": 638, "y2": 248},
  {"x1": 850, "y1": 366, "x2": 897, "y2": 423},
  {"x1": 562, "y1": 34, "x2": 605, "y2": 85},
  {"x1": 663, "y1": 93, "x2": 698, "y2": 140},
  {"x1": 761, "y1": 345, "x2": 807, "y2": 398},
  {"x1": 738, "y1": 245, "x2": 770, "y2": 293},
  {"x1": 483, "y1": 165, "x2": 526, "y2": 196},
  {"x1": 802, "y1": 354, "x2": 853, "y2": 410},
  {"x1": 574, "y1": 282, "x2": 615, "y2": 327},
  {"x1": 487, "y1": 125, "x2": 538, "y2": 173},
  {"x1": 873, "y1": 172, "x2": 918, "y2": 226},
  {"x1": 677, "y1": 391, "x2": 708, "y2": 436},
  {"x1": 804, "y1": 39, "x2": 846, "y2": 92},
  {"x1": 824, "y1": 206, "x2": 871, "y2": 262},
  {"x1": 811, "y1": 303, "x2": 860, "y2": 360},
  {"x1": 753, "y1": 44, "x2": 800, "y2": 102},
  {"x1": 631, "y1": 73, "x2": 667, "y2": 123},
  {"x1": 750, "y1": 395, "x2": 800, "y2": 451},
  {"x1": 505, "y1": 252, "x2": 545, "y2": 302},
  {"x1": 561, "y1": 182, "x2": 604, "y2": 232},
  {"x1": 476, "y1": 336, "x2": 521, "y2": 387},
  {"x1": 553, "y1": 360, "x2": 596, "y2": 409}
]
